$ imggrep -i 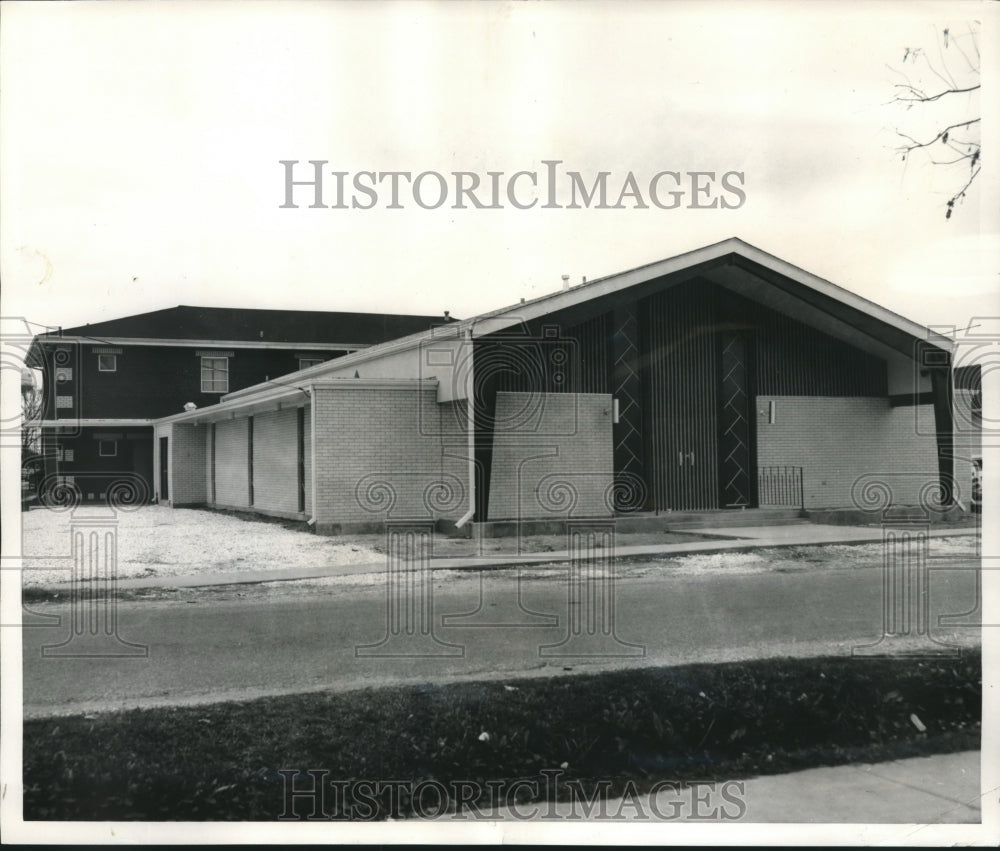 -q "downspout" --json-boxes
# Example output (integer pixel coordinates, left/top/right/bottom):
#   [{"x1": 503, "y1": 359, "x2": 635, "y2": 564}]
[
  {"x1": 929, "y1": 365, "x2": 955, "y2": 507},
  {"x1": 455, "y1": 328, "x2": 476, "y2": 528},
  {"x1": 307, "y1": 386, "x2": 317, "y2": 527}
]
